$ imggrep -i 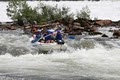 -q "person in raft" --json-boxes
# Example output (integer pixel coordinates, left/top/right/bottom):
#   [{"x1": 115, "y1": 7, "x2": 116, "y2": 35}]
[
  {"x1": 55, "y1": 30, "x2": 64, "y2": 44},
  {"x1": 44, "y1": 29, "x2": 55, "y2": 43},
  {"x1": 31, "y1": 29, "x2": 43, "y2": 43}
]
